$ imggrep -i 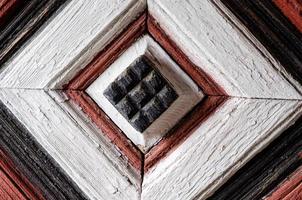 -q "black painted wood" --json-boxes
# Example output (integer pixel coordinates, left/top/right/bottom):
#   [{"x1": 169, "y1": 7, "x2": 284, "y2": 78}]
[
  {"x1": 104, "y1": 56, "x2": 178, "y2": 132},
  {"x1": 0, "y1": 0, "x2": 68, "y2": 67},
  {"x1": 208, "y1": 115, "x2": 302, "y2": 200},
  {"x1": 220, "y1": 0, "x2": 302, "y2": 85},
  {"x1": 0, "y1": 100, "x2": 88, "y2": 200}
]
